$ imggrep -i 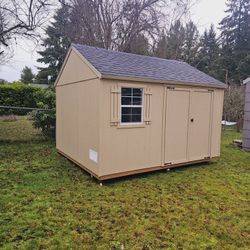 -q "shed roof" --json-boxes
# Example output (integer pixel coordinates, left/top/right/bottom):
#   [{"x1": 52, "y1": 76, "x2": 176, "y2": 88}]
[{"x1": 72, "y1": 43, "x2": 226, "y2": 88}]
